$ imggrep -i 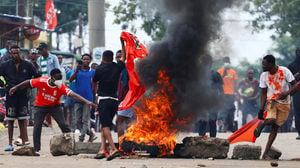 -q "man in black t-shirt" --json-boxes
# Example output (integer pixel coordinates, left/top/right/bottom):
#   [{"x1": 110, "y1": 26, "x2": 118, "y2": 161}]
[
  {"x1": 93, "y1": 47, "x2": 126, "y2": 160},
  {"x1": 288, "y1": 48, "x2": 300, "y2": 140},
  {"x1": 0, "y1": 45, "x2": 39, "y2": 151}
]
